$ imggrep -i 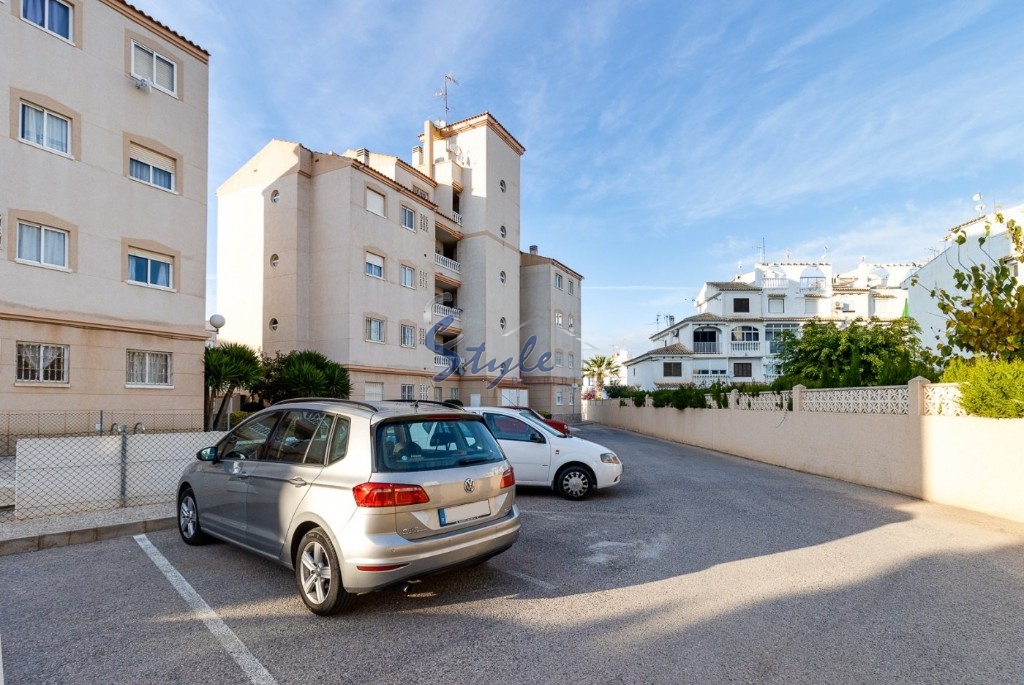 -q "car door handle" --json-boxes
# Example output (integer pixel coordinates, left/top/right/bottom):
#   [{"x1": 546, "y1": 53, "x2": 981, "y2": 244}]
[{"x1": 288, "y1": 477, "x2": 308, "y2": 487}]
